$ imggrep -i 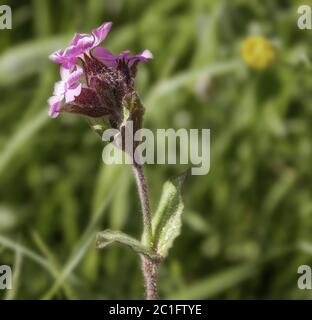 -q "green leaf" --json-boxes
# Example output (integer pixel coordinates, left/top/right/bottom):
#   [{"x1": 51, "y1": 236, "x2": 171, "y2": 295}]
[
  {"x1": 96, "y1": 230, "x2": 160, "y2": 261},
  {"x1": 152, "y1": 172, "x2": 187, "y2": 257}
]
